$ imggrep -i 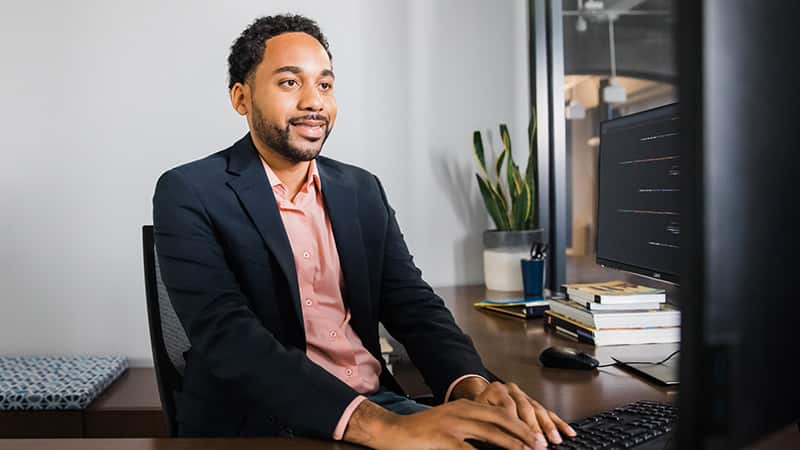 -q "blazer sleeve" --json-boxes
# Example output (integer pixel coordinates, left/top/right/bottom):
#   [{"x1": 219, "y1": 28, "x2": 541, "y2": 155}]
[
  {"x1": 372, "y1": 176, "x2": 491, "y2": 402},
  {"x1": 153, "y1": 168, "x2": 359, "y2": 438}
]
